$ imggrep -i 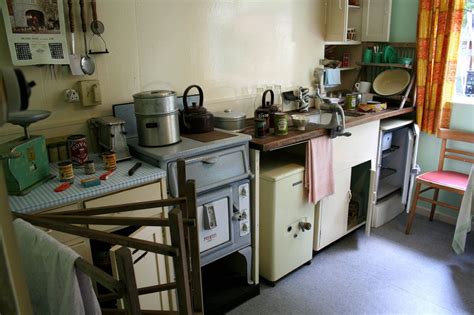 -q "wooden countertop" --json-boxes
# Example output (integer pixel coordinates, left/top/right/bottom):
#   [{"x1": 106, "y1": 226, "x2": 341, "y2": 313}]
[{"x1": 243, "y1": 106, "x2": 415, "y2": 151}]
